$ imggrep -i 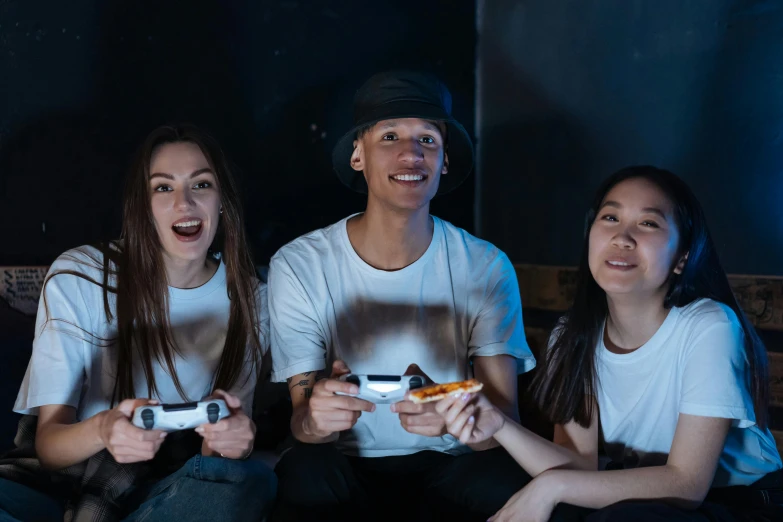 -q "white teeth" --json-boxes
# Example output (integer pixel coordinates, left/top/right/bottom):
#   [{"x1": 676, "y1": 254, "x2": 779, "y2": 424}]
[
  {"x1": 392, "y1": 174, "x2": 424, "y2": 181},
  {"x1": 173, "y1": 220, "x2": 202, "y2": 228},
  {"x1": 608, "y1": 261, "x2": 631, "y2": 266}
]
